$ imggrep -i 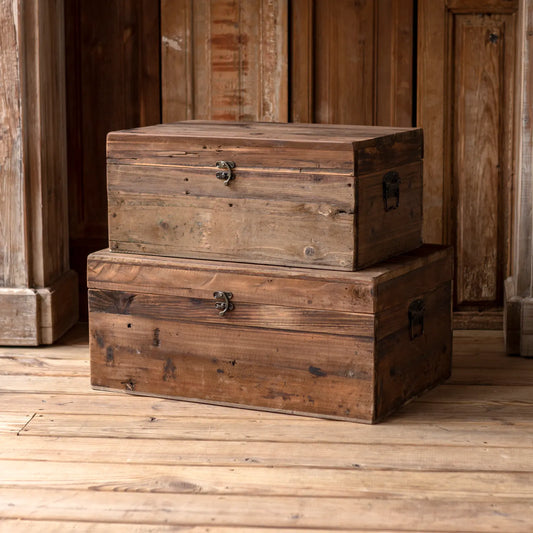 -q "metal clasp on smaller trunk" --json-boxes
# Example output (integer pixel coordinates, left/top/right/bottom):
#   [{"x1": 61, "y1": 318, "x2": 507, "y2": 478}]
[
  {"x1": 213, "y1": 291, "x2": 234, "y2": 316},
  {"x1": 215, "y1": 161, "x2": 236, "y2": 185},
  {"x1": 408, "y1": 299, "x2": 425, "y2": 340}
]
